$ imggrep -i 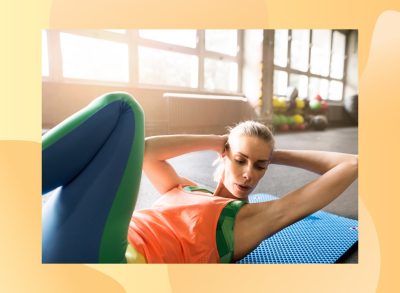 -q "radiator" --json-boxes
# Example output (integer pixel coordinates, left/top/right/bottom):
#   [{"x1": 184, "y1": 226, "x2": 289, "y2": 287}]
[{"x1": 164, "y1": 93, "x2": 249, "y2": 134}]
